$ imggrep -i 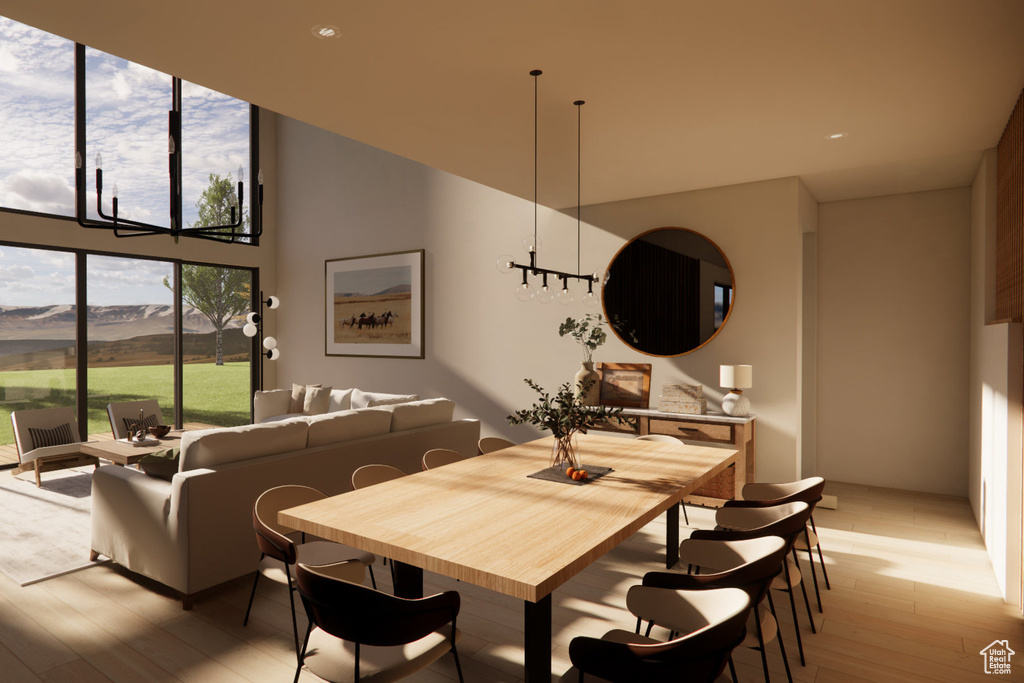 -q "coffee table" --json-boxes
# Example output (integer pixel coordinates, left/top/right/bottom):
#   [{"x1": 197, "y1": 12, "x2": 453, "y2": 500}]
[
  {"x1": 280, "y1": 433, "x2": 737, "y2": 681},
  {"x1": 81, "y1": 430, "x2": 183, "y2": 467}
]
